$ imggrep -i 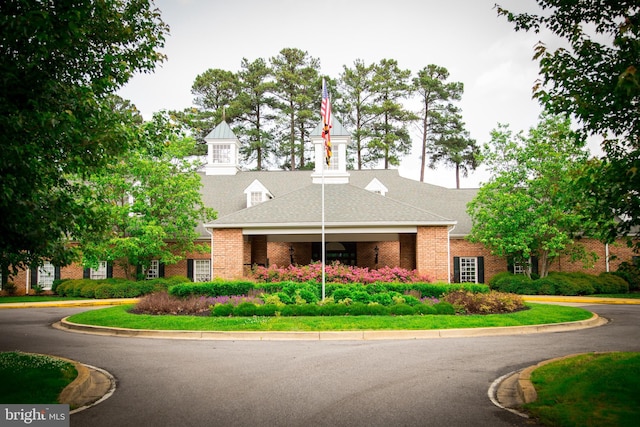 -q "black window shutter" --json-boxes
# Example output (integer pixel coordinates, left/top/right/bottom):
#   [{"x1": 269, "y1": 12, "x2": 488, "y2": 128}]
[
  {"x1": 83, "y1": 268, "x2": 90, "y2": 279},
  {"x1": 453, "y1": 257, "x2": 460, "y2": 283},
  {"x1": 531, "y1": 256, "x2": 539, "y2": 275},
  {"x1": 54, "y1": 266, "x2": 61, "y2": 281},
  {"x1": 187, "y1": 259, "x2": 194, "y2": 281},
  {"x1": 30, "y1": 268, "x2": 38, "y2": 287},
  {"x1": 159, "y1": 262, "x2": 165, "y2": 278},
  {"x1": 107, "y1": 262, "x2": 113, "y2": 279},
  {"x1": 507, "y1": 258, "x2": 514, "y2": 274},
  {"x1": 136, "y1": 264, "x2": 142, "y2": 278},
  {"x1": 477, "y1": 256, "x2": 485, "y2": 284}
]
